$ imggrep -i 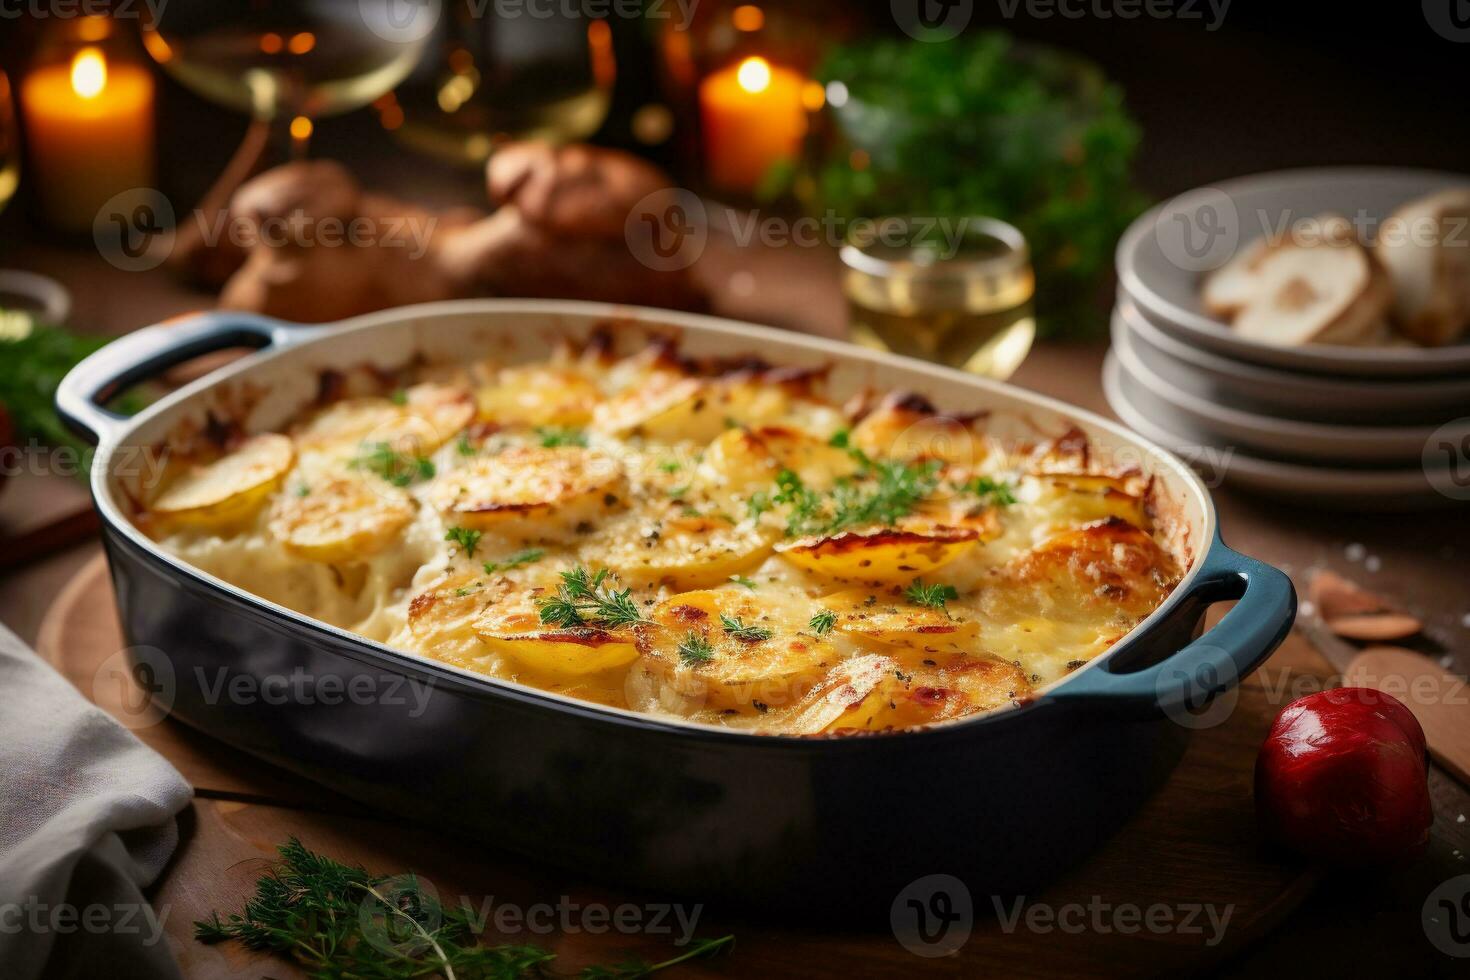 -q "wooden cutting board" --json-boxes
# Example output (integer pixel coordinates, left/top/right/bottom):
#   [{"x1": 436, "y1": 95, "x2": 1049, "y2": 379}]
[{"x1": 38, "y1": 554, "x2": 1329, "y2": 978}]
